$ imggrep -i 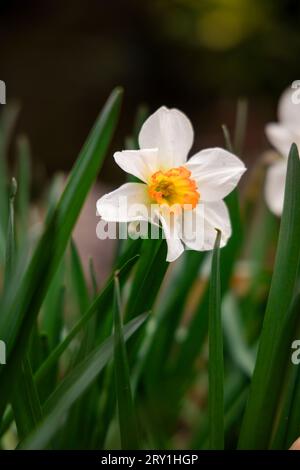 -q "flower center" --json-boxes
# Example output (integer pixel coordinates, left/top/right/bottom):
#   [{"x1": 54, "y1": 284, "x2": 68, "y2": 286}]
[{"x1": 148, "y1": 166, "x2": 199, "y2": 209}]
